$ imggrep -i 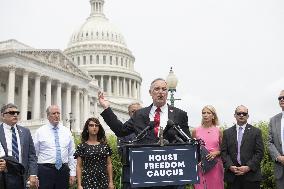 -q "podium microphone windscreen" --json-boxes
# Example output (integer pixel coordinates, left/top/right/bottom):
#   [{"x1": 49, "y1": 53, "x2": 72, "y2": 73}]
[
  {"x1": 167, "y1": 120, "x2": 175, "y2": 127},
  {"x1": 164, "y1": 119, "x2": 175, "y2": 133},
  {"x1": 166, "y1": 129, "x2": 184, "y2": 143}
]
